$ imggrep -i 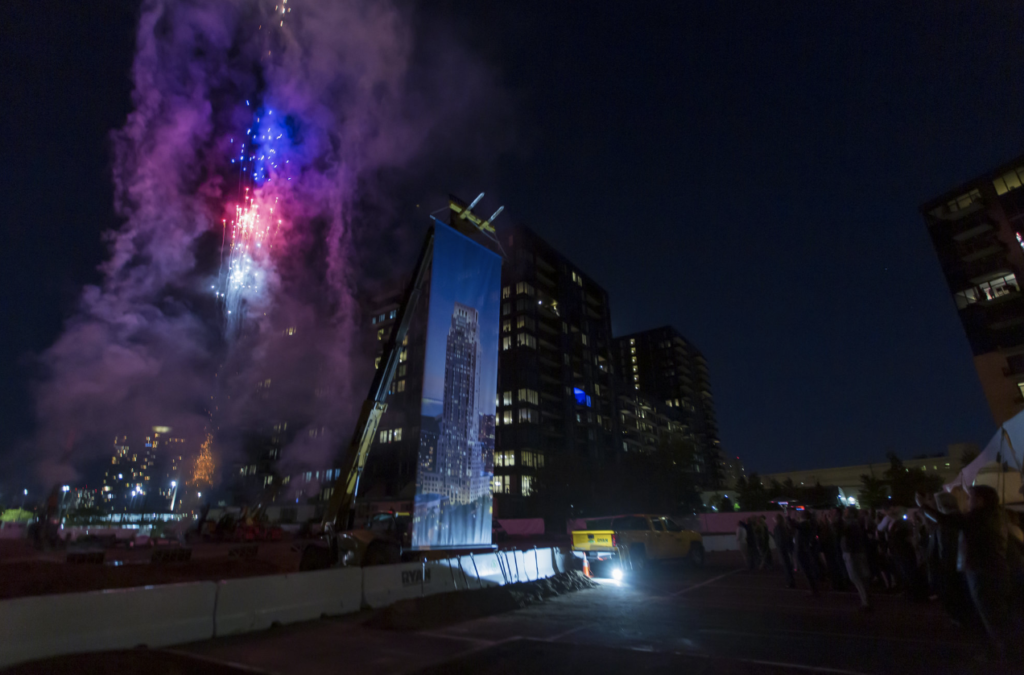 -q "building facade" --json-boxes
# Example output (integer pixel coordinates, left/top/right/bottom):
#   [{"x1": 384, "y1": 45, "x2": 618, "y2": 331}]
[
  {"x1": 612, "y1": 327, "x2": 723, "y2": 488},
  {"x1": 101, "y1": 427, "x2": 188, "y2": 512},
  {"x1": 922, "y1": 154, "x2": 1024, "y2": 425},
  {"x1": 492, "y1": 225, "x2": 622, "y2": 517}
]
